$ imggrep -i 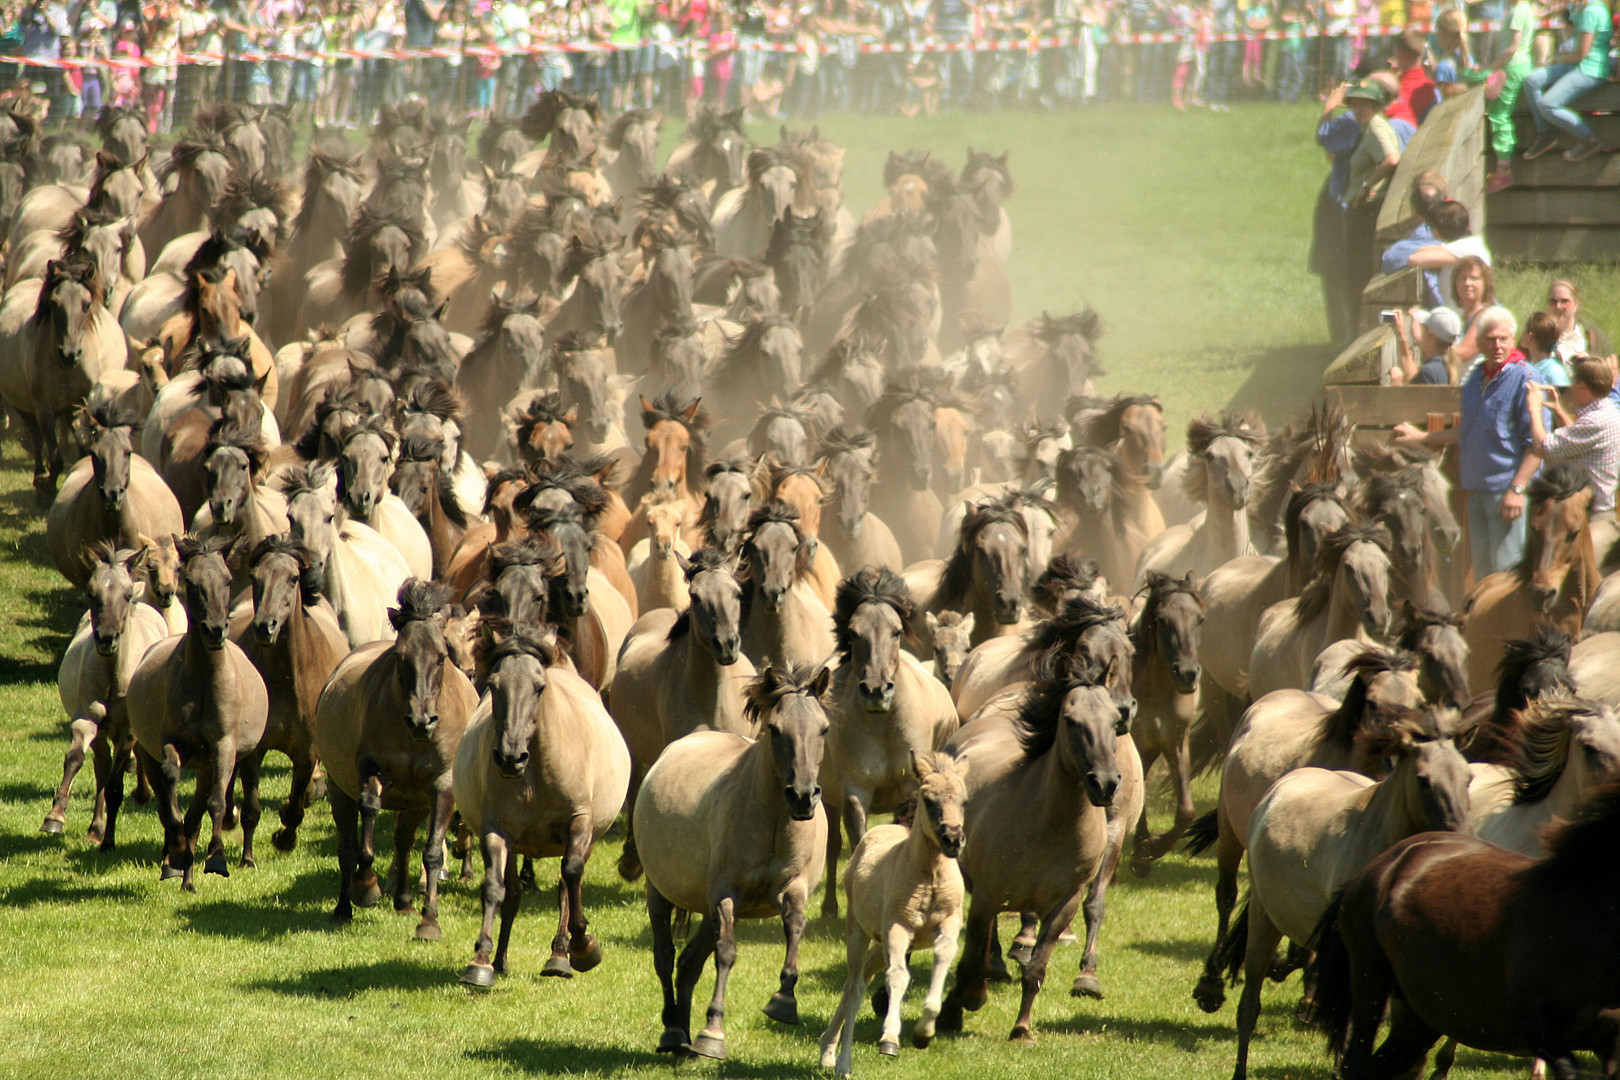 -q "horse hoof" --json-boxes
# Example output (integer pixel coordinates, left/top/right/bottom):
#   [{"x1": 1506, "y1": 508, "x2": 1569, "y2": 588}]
[
  {"x1": 1008, "y1": 943, "x2": 1034, "y2": 967},
  {"x1": 1193, "y1": 975, "x2": 1226, "y2": 1014},
  {"x1": 962, "y1": 980, "x2": 989, "y2": 1012},
  {"x1": 912, "y1": 1029, "x2": 932, "y2": 1050},
  {"x1": 1009, "y1": 1027, "x2": 1036, "y2": 1045},
  {"x1": 689, "y1": 1034, "x2": 726, "y2": 1060},
  {"x1": 519, "y1": 863, "x2": 537, "y2": 889},
  {"x1": 353, "y1": 877, "x2": 381, "y2": 908},
  {"x1": 938, "y1": 1000, "x2": 964, "y2": 1033},
  {"x1": 240, "y1": 856, "x2": 255, "y2": 871},
  {"x1": 870, "y1": 986, "x2": 890, "y2": 1019},
  {"x1": 570, "y1": 936, "x2": 604, "y2": 973},
  {"x1": 204, "y1": 854, "x2": 229, "y2": 877},
  {"x1": 1130, "y1": 855, "x2": 1154, "y2": 879},
  {"x1": 541, "y1": 955, "x2": 574, "y2": 978},
  {"x1": 181, "y1": 877, "x2": 196, "y2": 893},
  {"x1": 160, "y1": 864, "x2": 183, "y2": 882},
  {"x1": 879, "y1": 1039, "x2": 900, "y2": 1058},
  {"x1": 85, "y1": 826, "x2": 104, "y2": 845},
  {"x1": 1071, "y1": 974, "x2": 1103, "y2": 1000},
  {"x1": 415, "y1": 920, "x2": 441, "y2": 942},
  {"x1": 330, "y1": 905, "x2": 353, "y2": 925},
  {"x1": 39, "y1": 817, "x2": 63, "y2": 835},
  {"x1": 987, "y1": 953, "x2": 1012, "y2": 983},
  {"x1": 271, "y1": 828, "x2": 297, "y2": 852},
  {"x1": 98, "y1": 836, "x2": 116, "y2": 854},
  {"x1": 131, "y1": 787, "x2": 151, "y2": 806},
  {"x1": 656, "y1": 1028, "x2": 689, "y2": 1054},
  {"x1": 223, "y1": 809, "x2": 238, "y2": 830},
  {"x1": 460, "y1": 964, "x2": 496, "y2": 989},
  {"x1": 763, "y1": 991, "x2": 800, "y2": 1025}
]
